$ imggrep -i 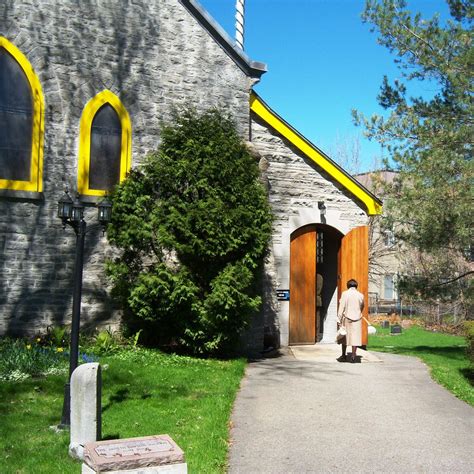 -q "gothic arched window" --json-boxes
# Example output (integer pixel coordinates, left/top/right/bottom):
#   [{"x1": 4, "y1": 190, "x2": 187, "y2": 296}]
[
  {"x1": 78, "y1": 90, "x2": 131, "y2": 196},
  {"x1": 0, "y1": 37, "x2": 44, "y2": 193}
]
